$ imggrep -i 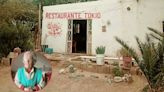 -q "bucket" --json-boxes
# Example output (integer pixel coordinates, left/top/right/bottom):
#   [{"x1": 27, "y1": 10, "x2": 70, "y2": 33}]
[{"x1": 96, "y1": 54, "x2": 105, "y2": 65}]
